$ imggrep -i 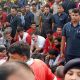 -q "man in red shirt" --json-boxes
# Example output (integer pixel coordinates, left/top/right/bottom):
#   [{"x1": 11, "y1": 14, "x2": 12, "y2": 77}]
[
  {"x1": 27, "y1": 22, "x2": 40, "y2": 35},
  {"x1": 14, "y1": 27, "x2": 31, "y2": 45},
  {"x1": 0, "y1": 7, "x2": 7, "y2": 28},
  {"x1": 43, "y1": 30, "x2": 59, "y2": 54},
  {"x1": 8, "y1": 42, "x2": 58, "y2": 80},
  {"x1": 53, "y1": 27, "x2": 62, "y2": 39},
  {"x1": 27, "y1": 22, "x2": 37, "y2": 35}
]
